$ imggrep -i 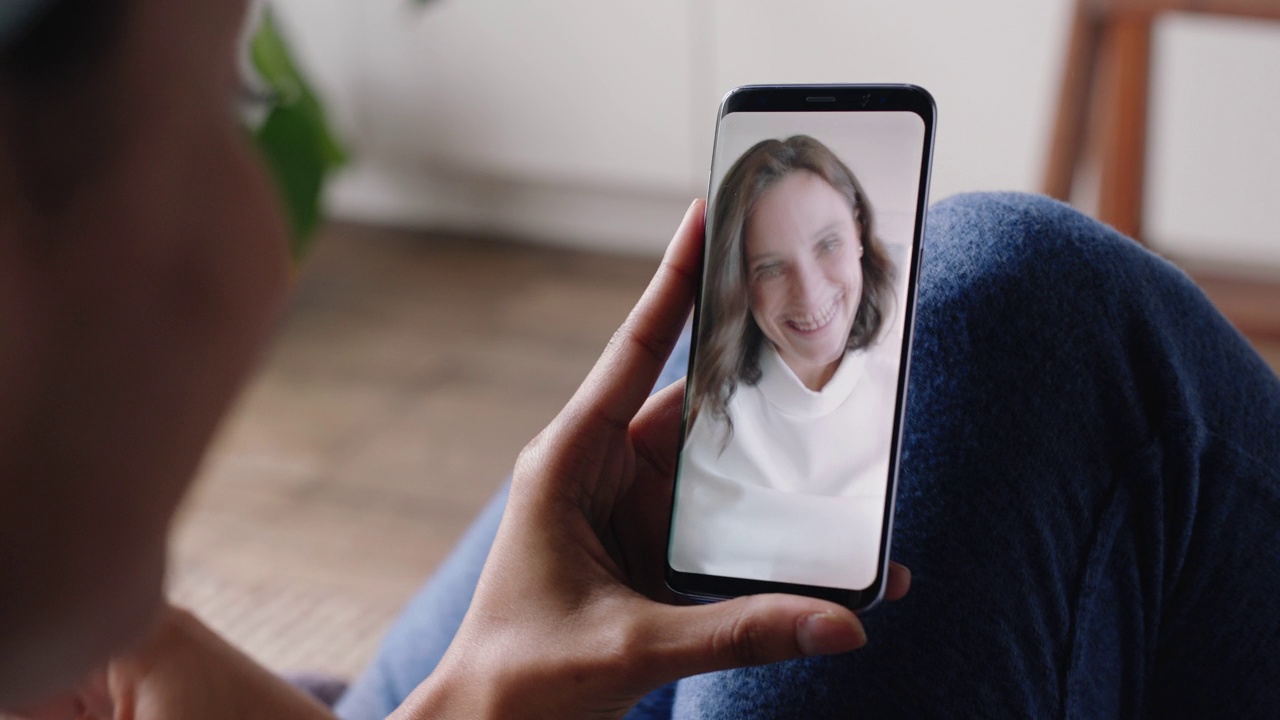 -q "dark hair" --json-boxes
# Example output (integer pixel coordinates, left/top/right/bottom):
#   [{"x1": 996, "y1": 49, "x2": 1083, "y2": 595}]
[
  {"x1": 1, "y1": 0, "x2": 131, "y2": 218},
  {"x1": 690, "y1": 135, "x2": 894, "y2": 437},
  {"x1": 1, "y1": 0, "x2": 129, "y2": 88}
]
